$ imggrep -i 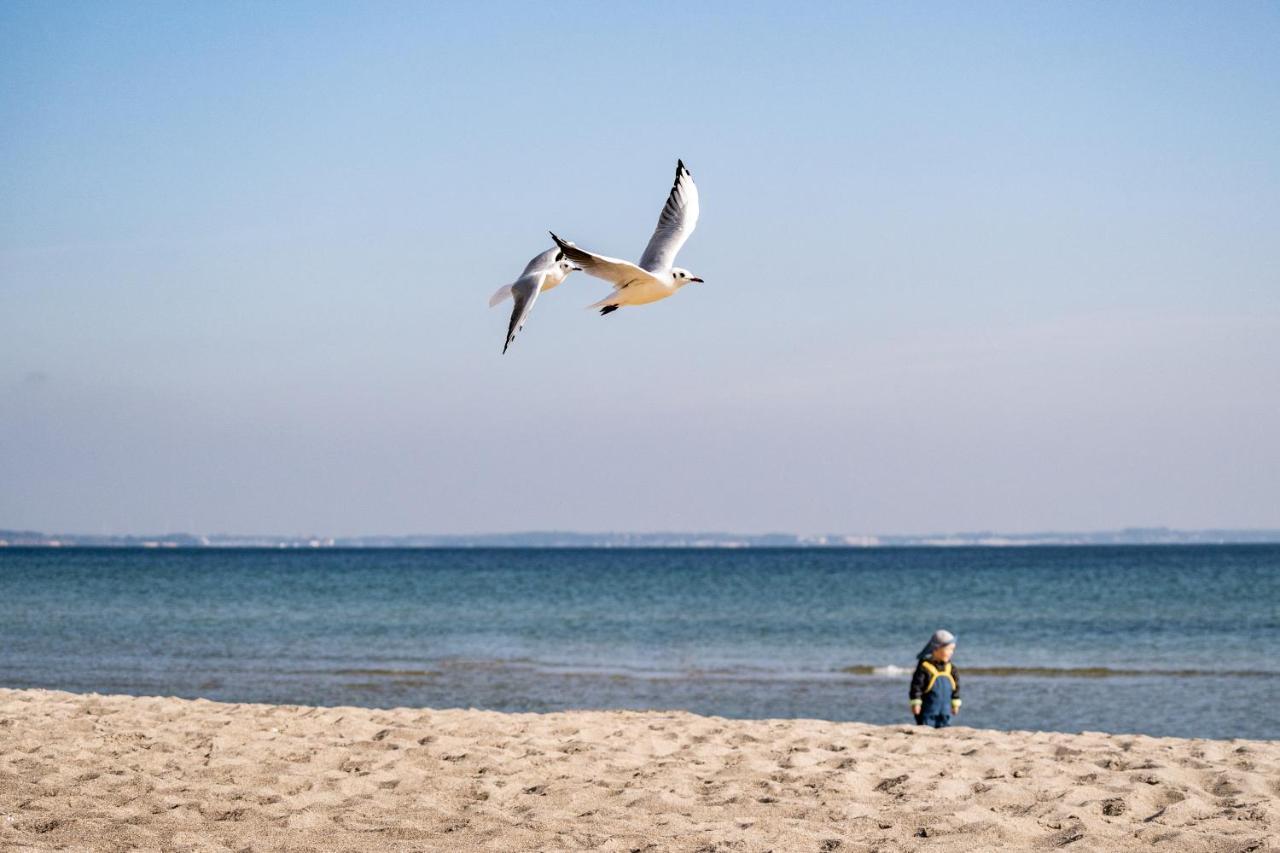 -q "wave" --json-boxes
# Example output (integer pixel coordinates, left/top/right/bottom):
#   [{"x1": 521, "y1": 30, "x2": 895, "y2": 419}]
[
  {"x1": 292, "y1": 659, "x2": 1273, "y2": 683},
  {"x1": 840, "y1": 664, "x2": 1269, "y2": 678},
  {"x1": 330, "y1": 668, "x2": 442, "y2": 677},
  {"x1": 850, "y1": 665, "x2": 914, "y2": 677}
]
